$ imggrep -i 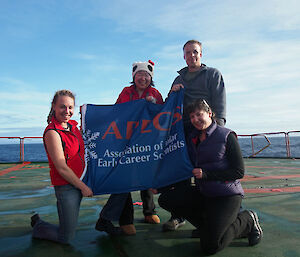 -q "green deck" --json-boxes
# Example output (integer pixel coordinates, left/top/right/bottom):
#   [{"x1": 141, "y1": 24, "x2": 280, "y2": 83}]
[{"x1": 0, "y1": 159, "x2": 300, "y2": 257}]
